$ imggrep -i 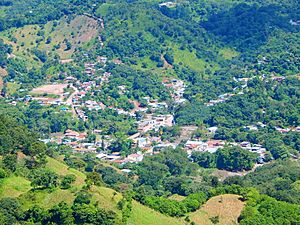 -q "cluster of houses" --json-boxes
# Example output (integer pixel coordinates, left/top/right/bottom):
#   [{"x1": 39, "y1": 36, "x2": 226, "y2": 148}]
[
  {"x1": 243, "y1": 123, "x2": 300, "y2": 134},
  {"x1": 96, "y1": 135, "x2": 177, "y2": 164},
  {"x1": 138, "y1": 114, "x2": 174, "y2": 133},
  {"x1": 159, "y1": 1, "x2": 177, "y2": 8},
  {"x1": 231, "y1": 141, "x2": 267, "y2": 163},
  {"x1": 141, "y1": 97, "x2": 168, "y2": 110},
  {"x1": 11, "y1": 53, "x2": 291, "y2": 168},
  {"x1": 30, "y1": 97, "x2": 63, "y2": 106},
  {"x1": 205, "y1": 77, "x2": 250, "y2": 107},
  {"x1": 53, "y1": 129, "x2": 104, "y2": 153},
  {"x1": 85, "y1": 100, "x2": 106, "y2": 111},
  {"x1": 61, "y1": 58, "x2": 111, "y2": 120},
  {"x1": 41, "y1": 123, "x2": 272, "y2": 165},
  {"x1": 289, "y1": 19, "x2": 300, "y2": 26},
  {"x1": 95, "y1": 133, "x2": 270, "y2": 165},
  {"x1": 41, "y1": 129, "x2": 99, "y2": 153},
  {"x1": 205, "y1": 93, "x2": 236, "y2": 107},
  {"x1": 243, "y1": 122, "x2": 267, "y2": 131},
  {"x1": 61, "y1": 66, "x2": 183, "y2": 125},
  {"x1": 275, "y1": 126, "x2": 300, "y2": 134},
  {"x1": 96, "y1": 152, "x2": 144, "y2": 164},
  {"x1": 185, "y1": 139, "x2": 225, "y2": 154},
  {"x1": 162, "y1": 79, "x2": 186, "y2": 104},
  {"x1": 9, "y1": 89, "x2": 67, "y2": 107},
  {"x1": 84, "y1": 63, "x2": 97, "y2": 75},
  {"x1": 184, "y1": 138, "x2": 268, "y2": 163},
  {"x1": 64, "y1": 129, "x2": 87, "y2": 140}
]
